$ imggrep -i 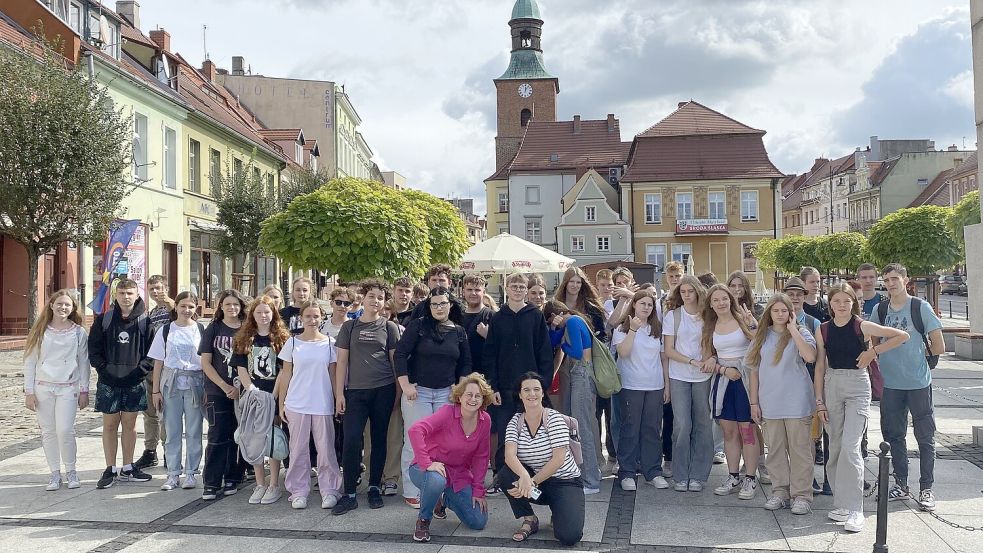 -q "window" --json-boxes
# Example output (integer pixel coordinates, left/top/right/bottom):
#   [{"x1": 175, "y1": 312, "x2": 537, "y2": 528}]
[
  {"x1": 708, "y1": 191, "x2": 725, "y2": 219},
  {"x1": 498, "y1": 225, "x2": 508, "y2": 236},
  {"x1": 163, "y1": 127, "x2": 176, "y2": 188},
  {"x1": 498, "y1": 192, "x2": 508, "y2": 213},
  {"x1": 132, "y1": 113, "x2": 148, "y2": 181},
  {"x1": 188, "y1": 139, "x2": 200, "y2": 192},
  {"x1": 676, "y1": 192, "x2": 693, "y2": 220},
  {"x1": 644, "y1": 193, "x2": 661, "y2": 224},
  {"x1": 645, "y1": 244, "x2": 667, "y2": 269},
  {"x1": 521, "y1": 108, "x2": 532, "y2": 127},
  {"x1": 233, "y1": 158, "x2": 244, "y2": 183},
  {"x1": 209, "y1": 149, "x2": 221, "y2": 197},
  {"x1": 295, "y1": 142, "x2": 303, "y2": 164},
  {"x1": 671, "y1": 243, "x2": 693, "y2": 263},
  {"x1": 917, "y1": 178, "x2": 929, "y2": 187},
  {"x1": 571, "y1": 235, "x2": 585, "y2": 252},
  {"x1": 266, "y1": 174, "x2": 275, "y2": 199},
  {"x1": 585, "y1": 205, "x2": 596, "y2": 222},
  {"x1": 835, "y1": 205, "x2": 840, "y2": 220},
  {"x1": 525, "y1": 220, "x2": 542, "y2": 243},
  {"x1": 253, "y1": 166, "x2": 261, "y2": 183},
  {"x1": 741, "y1": 190, "x2": 759, "y2": 221},
  {"x1": 596, "y1": 235, "x2": 610, "y2": 252},
  {"x1": 525, "y1": 186, "x2": 540, "y2": 204},
  {"x1": 68, "y1": 2, "x2": 81, "y2": 34}
]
